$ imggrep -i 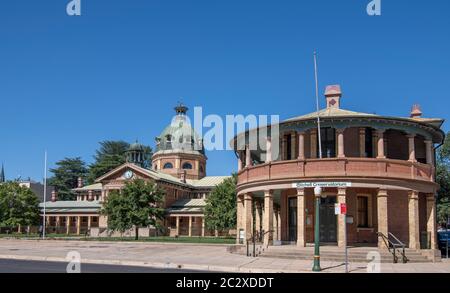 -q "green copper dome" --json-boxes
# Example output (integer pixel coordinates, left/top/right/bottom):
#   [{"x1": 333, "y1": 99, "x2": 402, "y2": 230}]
[
  {"x1": 155, "y1": 104, "x2": 204, "y2": 155},
  {"x1": 128, "y1": 141, "x2": 145, "y2": 151}
]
